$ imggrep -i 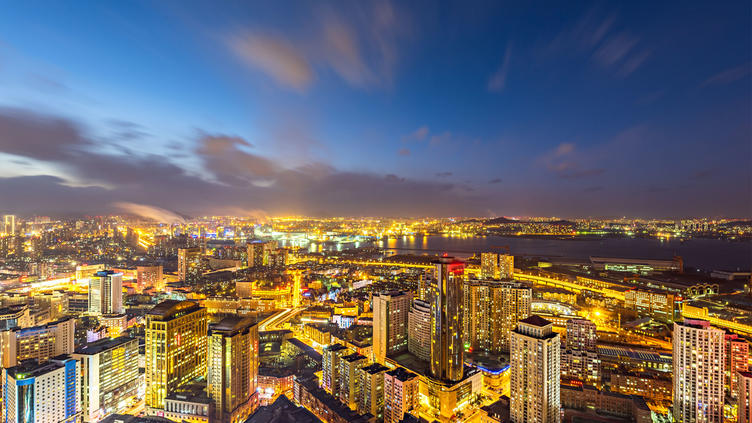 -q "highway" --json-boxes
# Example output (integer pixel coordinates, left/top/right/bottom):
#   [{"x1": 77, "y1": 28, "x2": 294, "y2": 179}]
[{"x1": 259, "y1": 307, "x2": 305, "y2": 331}]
